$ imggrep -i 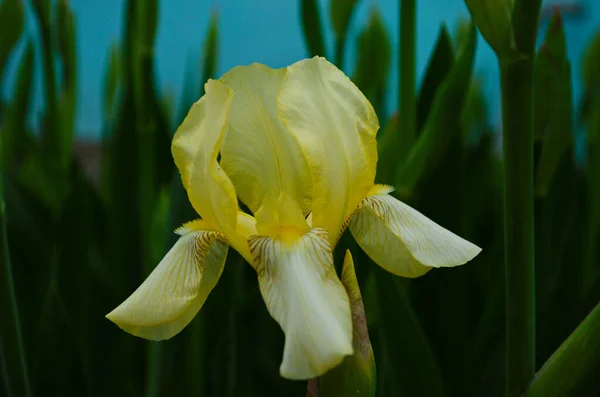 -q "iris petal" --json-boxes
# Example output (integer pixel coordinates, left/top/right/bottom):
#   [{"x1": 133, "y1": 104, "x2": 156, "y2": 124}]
[
  {"x1": 171, "y1": 79, "x2": 251, "y2": 260},
  {"x1": 349, "y1": 188, "x2": 482, "y2": 277},
  {"x1": 106, "y1": 221, "x2": 228, "y2": 340},
  {"x1": 249, "y1": 228, "x2": 353, "y2": 379},
  {"x1": 277, "y1": 56, "x2": 379, "y2": 245},
  {"x1": 219, "y1": 64, "x2": 312, "y2": 215}
]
